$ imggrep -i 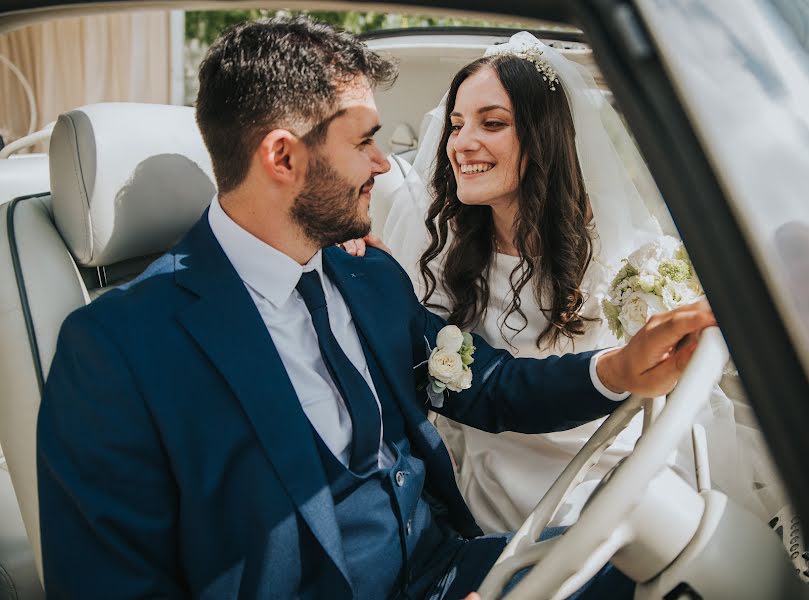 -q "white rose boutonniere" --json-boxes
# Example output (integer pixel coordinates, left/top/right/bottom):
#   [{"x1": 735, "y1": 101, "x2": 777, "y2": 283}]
[{"x1": 425, "y1": 325, "x2": 476, "y2": 407}]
